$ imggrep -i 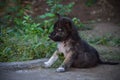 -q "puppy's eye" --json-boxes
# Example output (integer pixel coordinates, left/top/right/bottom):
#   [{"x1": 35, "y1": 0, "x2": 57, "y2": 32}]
[{"x1": 58, "y1": 28, "x2": 62, "y2": 31}]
